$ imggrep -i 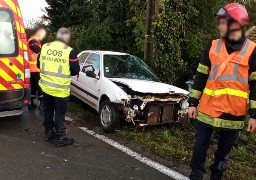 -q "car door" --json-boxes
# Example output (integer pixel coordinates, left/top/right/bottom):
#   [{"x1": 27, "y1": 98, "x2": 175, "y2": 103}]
[
  {"x1": 71, "y1": 52, "x2": 91, "y2": 104},
  {"x1": 75, "y1": 53, "x2": 101, "y2": 108}
]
